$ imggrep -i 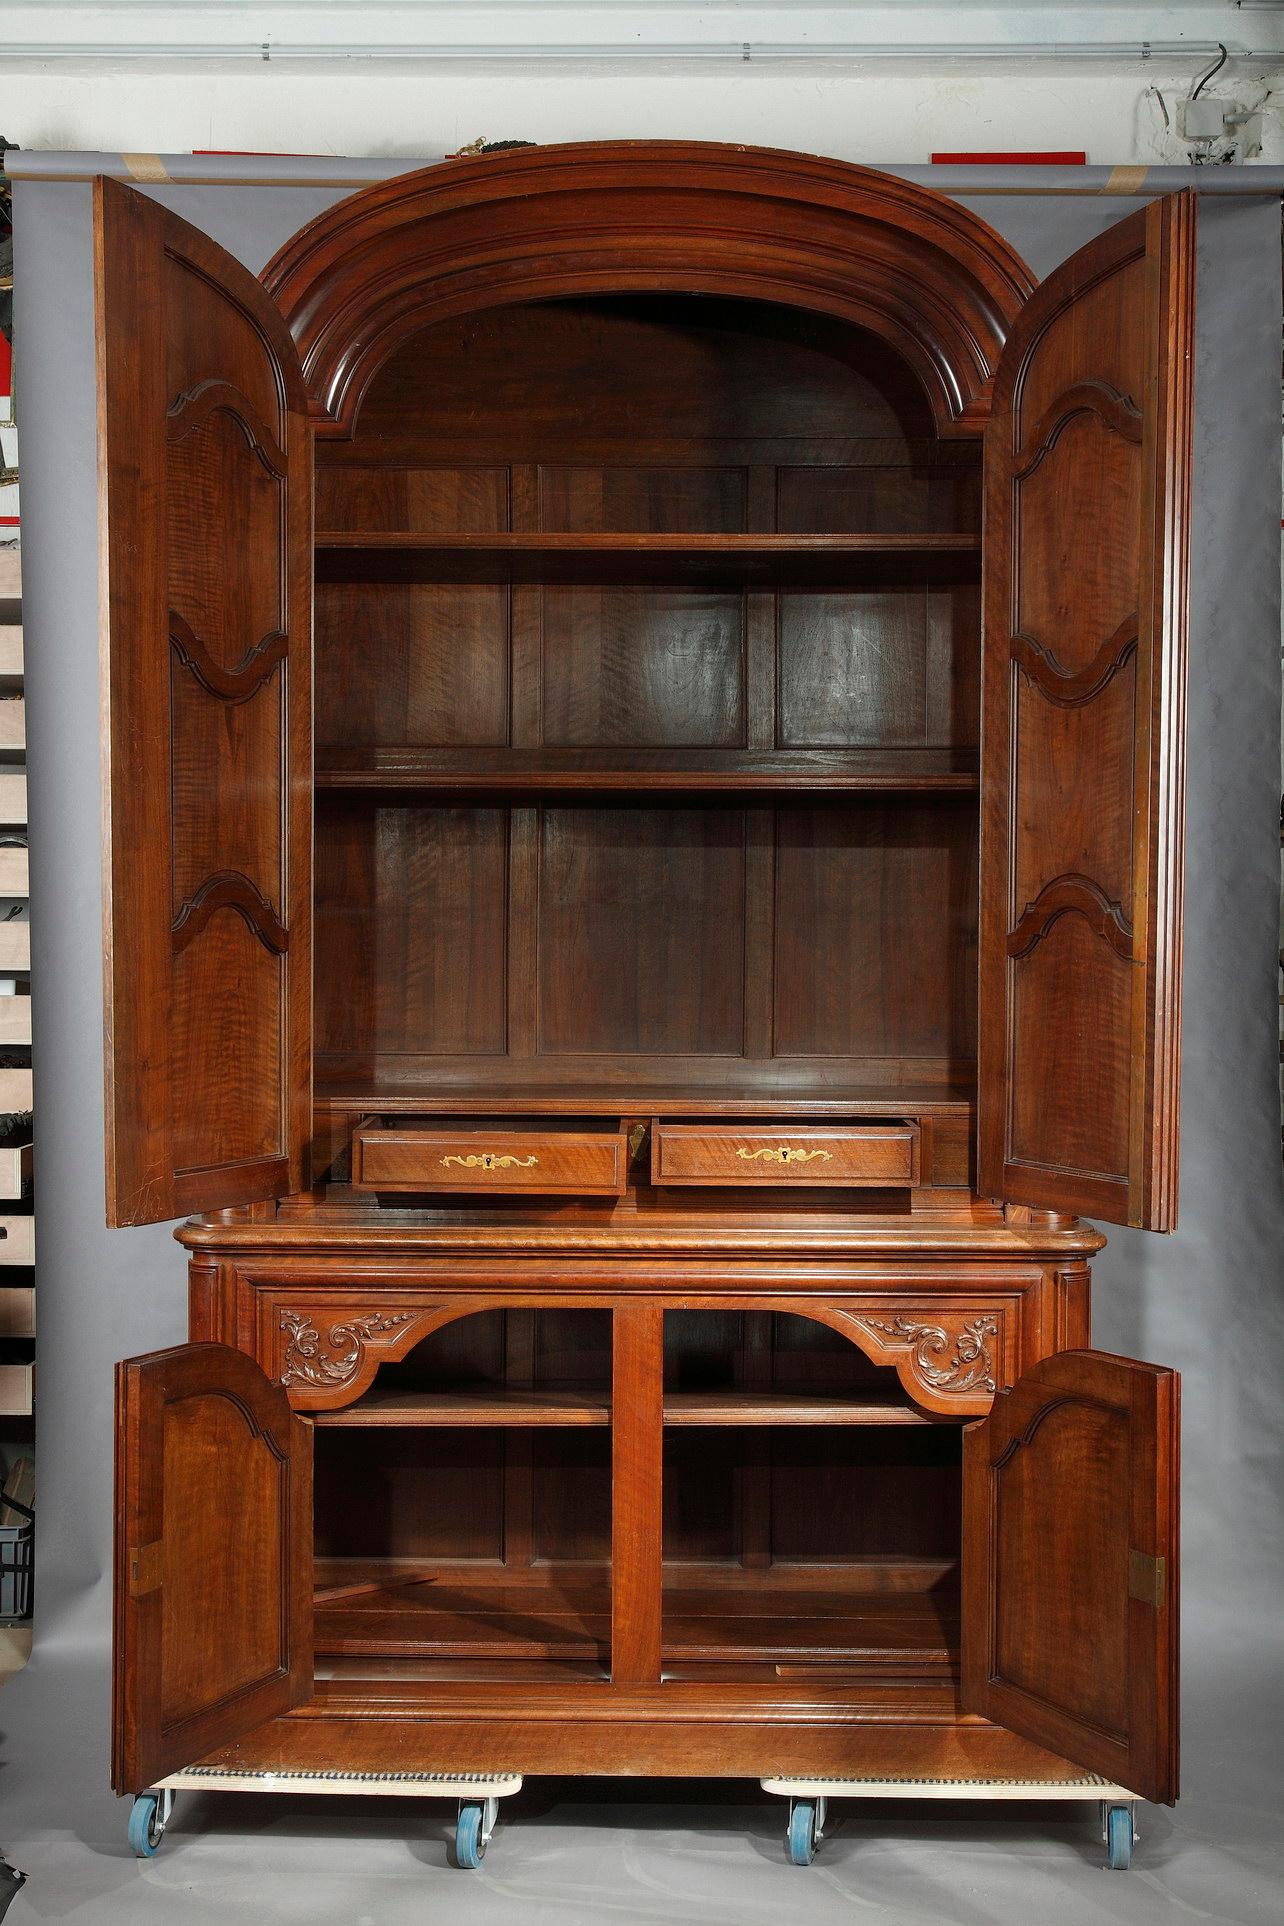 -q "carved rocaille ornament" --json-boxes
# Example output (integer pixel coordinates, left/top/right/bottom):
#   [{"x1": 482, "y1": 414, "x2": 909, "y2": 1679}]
[
  {"x1": 854, "y1": 1313, "x2": 999, "y2": 1397},
  {"x1": 278, "y1": 1309, "x2": 418, "y2": 1388}
]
